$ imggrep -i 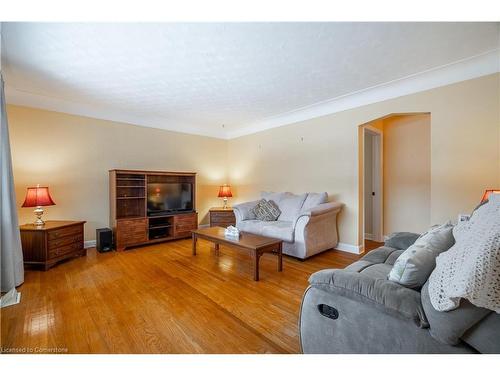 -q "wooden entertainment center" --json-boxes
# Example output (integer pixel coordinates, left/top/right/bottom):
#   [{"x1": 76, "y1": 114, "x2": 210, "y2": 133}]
[{"x1": 109, "y1": 169, "x2": 198, "y2": 251}]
